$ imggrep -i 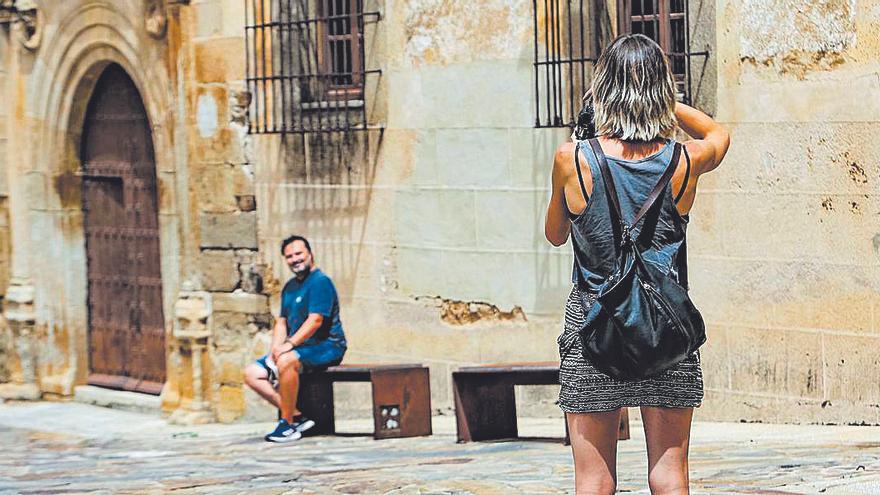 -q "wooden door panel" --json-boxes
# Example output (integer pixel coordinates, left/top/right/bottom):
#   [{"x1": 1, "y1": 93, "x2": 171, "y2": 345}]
[{"x1": 82, "y1": 65, "x2": 165, "y2": 394}]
